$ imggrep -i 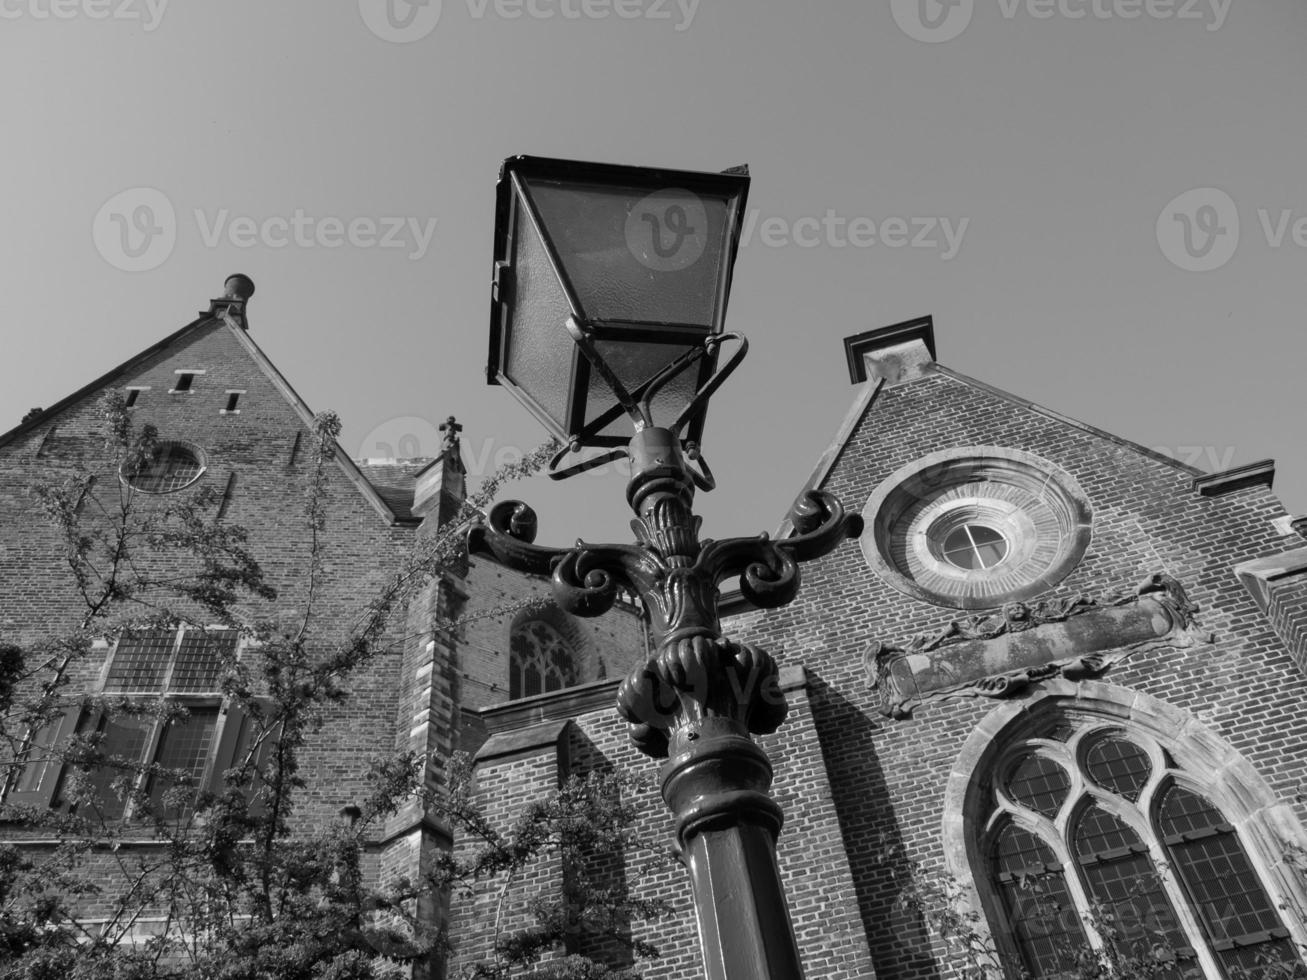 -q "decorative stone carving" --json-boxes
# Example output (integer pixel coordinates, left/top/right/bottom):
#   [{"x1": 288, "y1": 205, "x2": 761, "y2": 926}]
[{"x1": 864, "y1": 573, "x2": 1210, "y2": 718}]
